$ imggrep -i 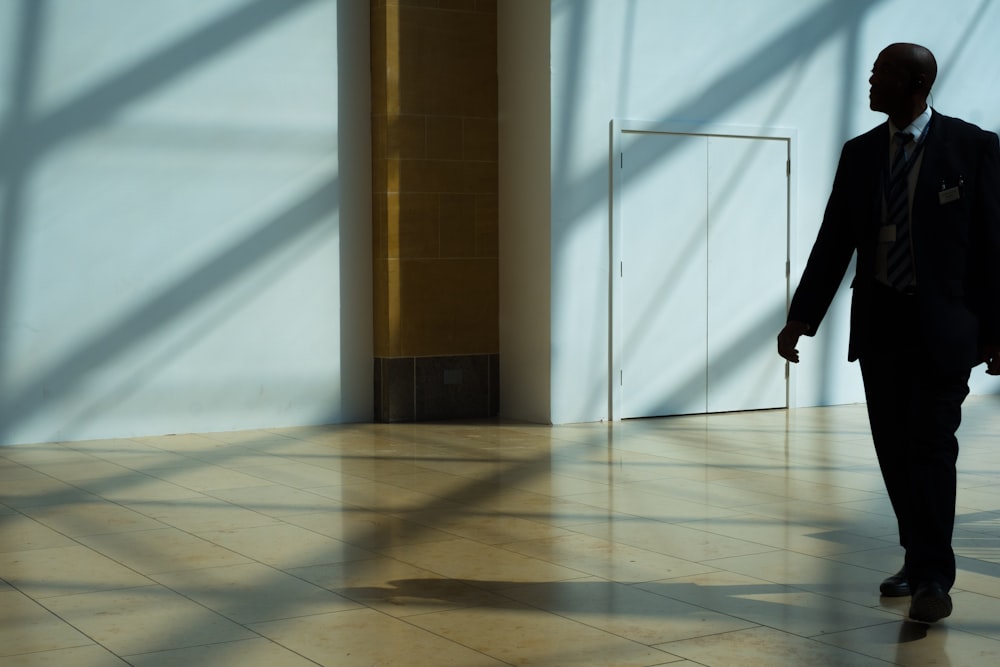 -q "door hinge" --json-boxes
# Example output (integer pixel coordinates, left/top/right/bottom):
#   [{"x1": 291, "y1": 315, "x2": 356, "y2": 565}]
[
  {"x1": 620, "y1": 152, "x2": 623, "y2": 168},
  {"x1": 785, "y1": 260, "x2": 790, "y2": 277},
  {"x1": 786, "y1": 159, "x2": 790, "y2": 176}
]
